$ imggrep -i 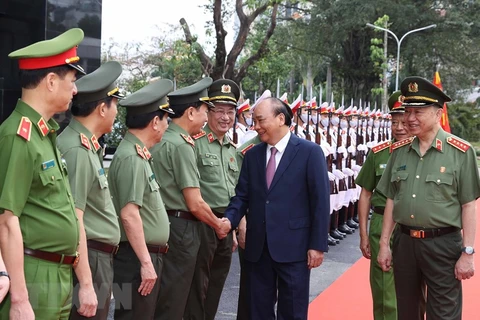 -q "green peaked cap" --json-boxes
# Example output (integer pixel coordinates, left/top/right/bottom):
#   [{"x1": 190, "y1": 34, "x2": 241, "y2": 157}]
[
  {"x1": 388, "y1": 91, "x2": 405, "y2": 114},
  {"x1": 401, "y1": 76, "x2": 451, "y2": 108},
  {"x1": 120, "y1": 79, "x2": 174, "y2": 115},
  {"x1": 74, "y1": 61, "x2": 124, "y2": 105},
  {"x1": 168, "y1": 77, "x2": 215, "y2": 109},
  {"x1": 208, "y1": 79, "x2": 240, "y2": 106},
  {"x1": 9, "y1": 28, "x2": 85, "y2": 74}
]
